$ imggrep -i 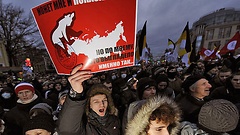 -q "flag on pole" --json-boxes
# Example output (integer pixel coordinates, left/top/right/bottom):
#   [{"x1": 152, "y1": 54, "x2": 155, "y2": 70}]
[
  {"x1": 189, "y1": 38, "x2": 199, "y2": 63},
  {"x1": 168, "y1": 38, "x2": 175, "y2": 49},
  {"x1": 176, "y1": 22, "x2": 191, "y2": 57},
  {"x1": 205, "y1": 45, "x2": 220, "y2": 61},
  {"x1": 199, "y1": 46, "x2": 220, "y2": 60},
  {"x1": 219, "y1": 31, "x2": 240, "y2": 55},
  {"x1": 136, "y1": 21, "x2": 148, "y2": 62}
]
